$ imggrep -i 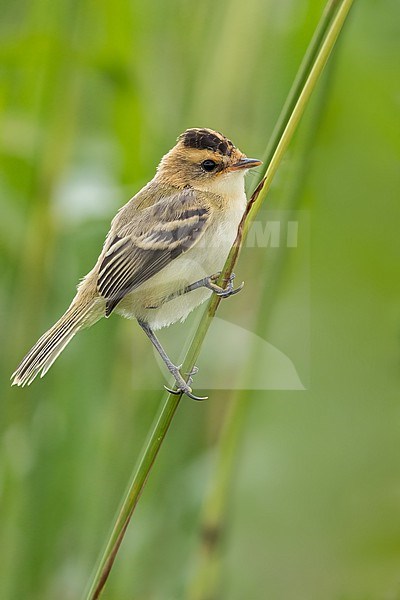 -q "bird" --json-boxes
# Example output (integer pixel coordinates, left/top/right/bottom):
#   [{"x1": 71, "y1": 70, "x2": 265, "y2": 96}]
[{"x1": 11, "y1": 128, "x2": 261, "y2": 399}]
